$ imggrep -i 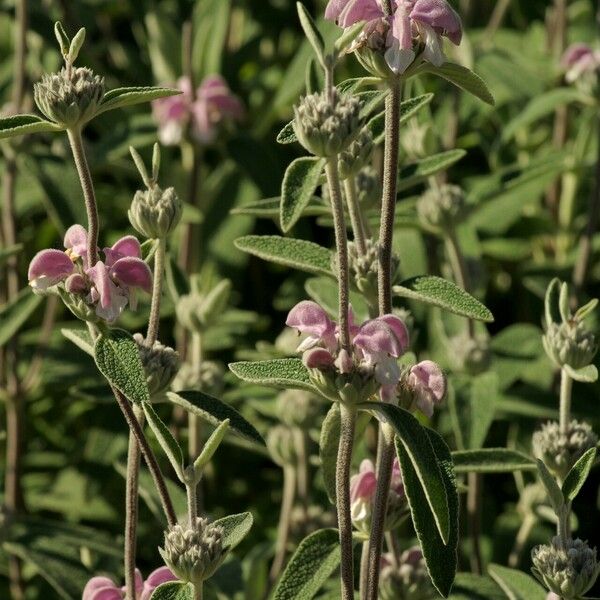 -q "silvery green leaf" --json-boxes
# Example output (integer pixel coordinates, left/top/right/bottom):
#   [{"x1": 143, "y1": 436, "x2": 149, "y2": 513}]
[
  {"x1": 564, "y1": 364, "x2": 598, "y2": 383},
  {"x1": 562, "y1": 447, "x2": 597, "y2": 502},
  {"x1": 68, "y1": 27, "x2": 86, "y2": 63},
  {"x1": 334, "y1": 22, "x2": 365, "y2": 53},
  {"x1": 280, "y1": 157, "x2": 326, "y2": 232},
  {"x1": 452, "y1": 449, "x2": 536, "y2": 474},
  {"x1": 296, "y1": 2, "x2": 326, "y2": 68},
  {"x1": 398, "y1": 150, "x2": 466, "y2": 191},
  {"x1": 487, "y1": 564, "x2": 546, "y2": 600},
  {"x1": 277, "y1": 121, "x2": 297, "y2": 144},
  {"x1": 234, "y1": 235, "x2": 334, "y2": 277},
  {"x1": 94, "y1": 329, "x2": 150, "y2": 404},
  {"x1": 192, "y1": 419, "x2": 230, "y2": 479},
  {"x1": 575, "y1": 298, "x2": 599, "y2": 321},
  {"x1": 54, "y1": 21, "x2": 70, "y2": 56},
  {"x1": 319, "y1": 405, "x2": 340, "y2": 504},
  {"x1": 0, "y1": 115, "x2": 63, "y2": 140},
  {"x1": 393, "y1": 276, "x2": 494, "y2": 322},
  {"x1": 273, "y1": 529, "x2": 341, "y2": 600},
  {"x1": 0, "y1": 288, "x2": 42, "y2": 347},
  {"x1": 214, "y1": 512, "x2": 253, "y2": 551},
  {"x1": 167, "y1": 390, "x2": 264, "y2": 446},
  {"x1": 449, "y1": 573, "x2": 505, "y2": 600},
  {"x1": 97, "y1": 87, "x2": 181, "y2": 115},
  {"x1": 61, "y1": 327, "x2": 94, "y2": 356},
  {"x1": 142, "y1": 401, "x2": 185, "y2": 481},
  {"x1": 229, "y1": 359, "x2": 316, "y2": 392},
  {"x1": 231, "y1": 197, "x2": 327, "y2": 218},
  {"x1": 559, "y1": 281, "x2": 570, "y2": 323},
  {"x1": 536, "y1": 459, "x2": 564, "y2": 514},
  {"x1": 337, "y1": 76, "x2": 381, "y2": 94},
  {"x1": 469, "y1": 372, "x2": 498, "y2": 449},
  {"x1": 545, "y1": 277, "x2": 561, "y2": 326},
  {"x1": 150, "y1": 581, "x2": 196, "y2": 599}
]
